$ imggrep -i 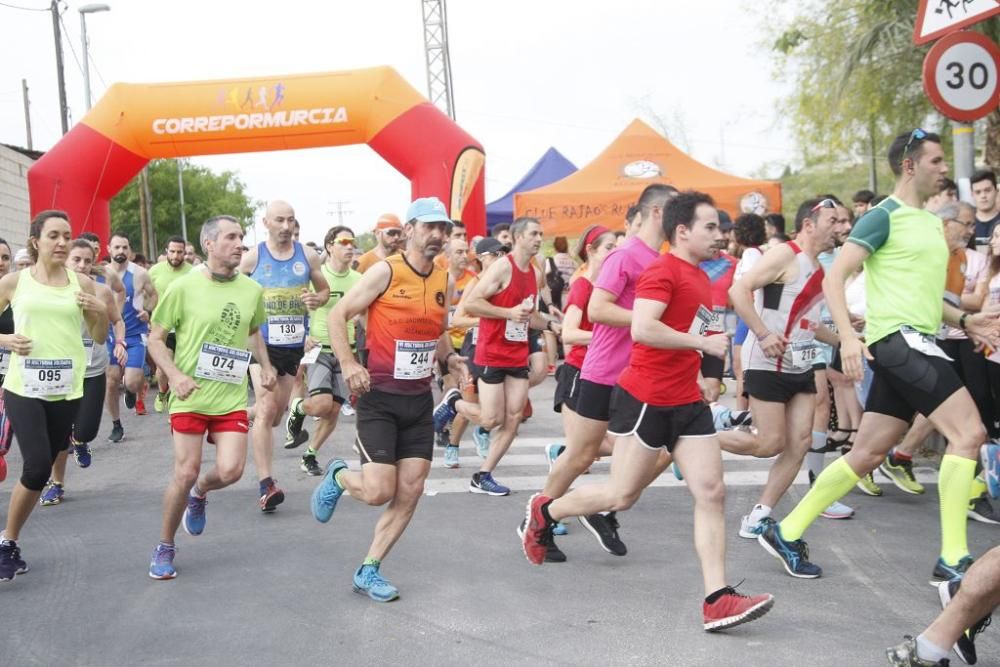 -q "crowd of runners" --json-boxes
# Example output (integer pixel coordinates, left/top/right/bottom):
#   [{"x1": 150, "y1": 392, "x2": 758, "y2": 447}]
[{"x1": 0, "y1": 129, "x2": 998, "y2": 665}]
